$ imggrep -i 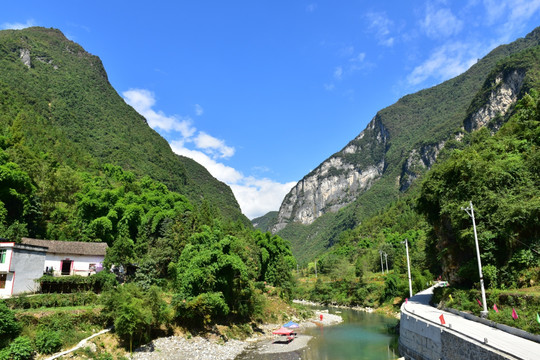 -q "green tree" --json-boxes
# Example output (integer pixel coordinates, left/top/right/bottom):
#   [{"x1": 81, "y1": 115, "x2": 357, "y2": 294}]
[{"x1": 417, "y1": 92, "x2": 540, "y2": 285}]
